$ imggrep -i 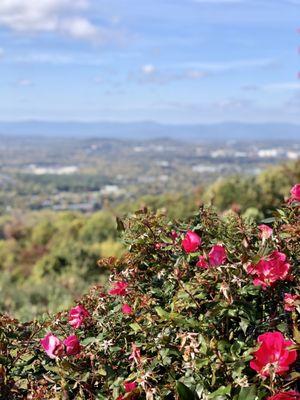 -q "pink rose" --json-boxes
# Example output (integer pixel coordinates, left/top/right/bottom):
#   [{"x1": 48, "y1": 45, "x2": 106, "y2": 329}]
[
  {"x1": 284, "y1": 293, "x2": 299, "y2": 312},
  {"x1": 68, "y1": 305, "x2": 90, "y2": 329},
  {"x1": 268, "y1": 391, "x2": 300, "y2": 400},
  {"x1": 182, "y1": 231, "x2": 202, "y2": 253},
  {"x1": 290, "y1": 184, "x2": 300, "y2": 202},
  {"x1": 124, "y1": 381, "x2": 137, "y2": 392},
  {"x1": 247, "y1": 251, "x2": 290, "y2": 289},
  {"x1": 250, "y1": 332, "x2": 297, "y2": 377},
  {"x1": 196, "y1": 255, "x2": 209, "y2": 269},
  {"x1": 40, "y1": 333, "x2": 64, "y2": 359},
  {"x1": 109, "y1": 281, "x2": 128, "y2": 296},
  {"x1": 258, "y1": 224, "x2": 273, "y2": 240},
  {"x1": 122, "y1": 304, "x2": 133, "y2": 315},
  {"x1": 63, "y1": 335, "x2": 81, "y2": 356},
  {"x1": 208, "y1": 245, "x2": 227, "y2": 266}
]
